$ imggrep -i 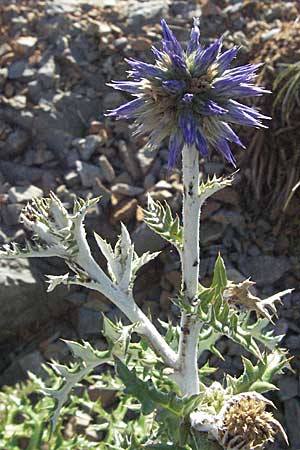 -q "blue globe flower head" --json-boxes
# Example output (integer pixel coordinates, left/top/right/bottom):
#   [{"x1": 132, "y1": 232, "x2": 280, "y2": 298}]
[{"x1": 107, "y1": 18, "x2": 270, "y2": 168}]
